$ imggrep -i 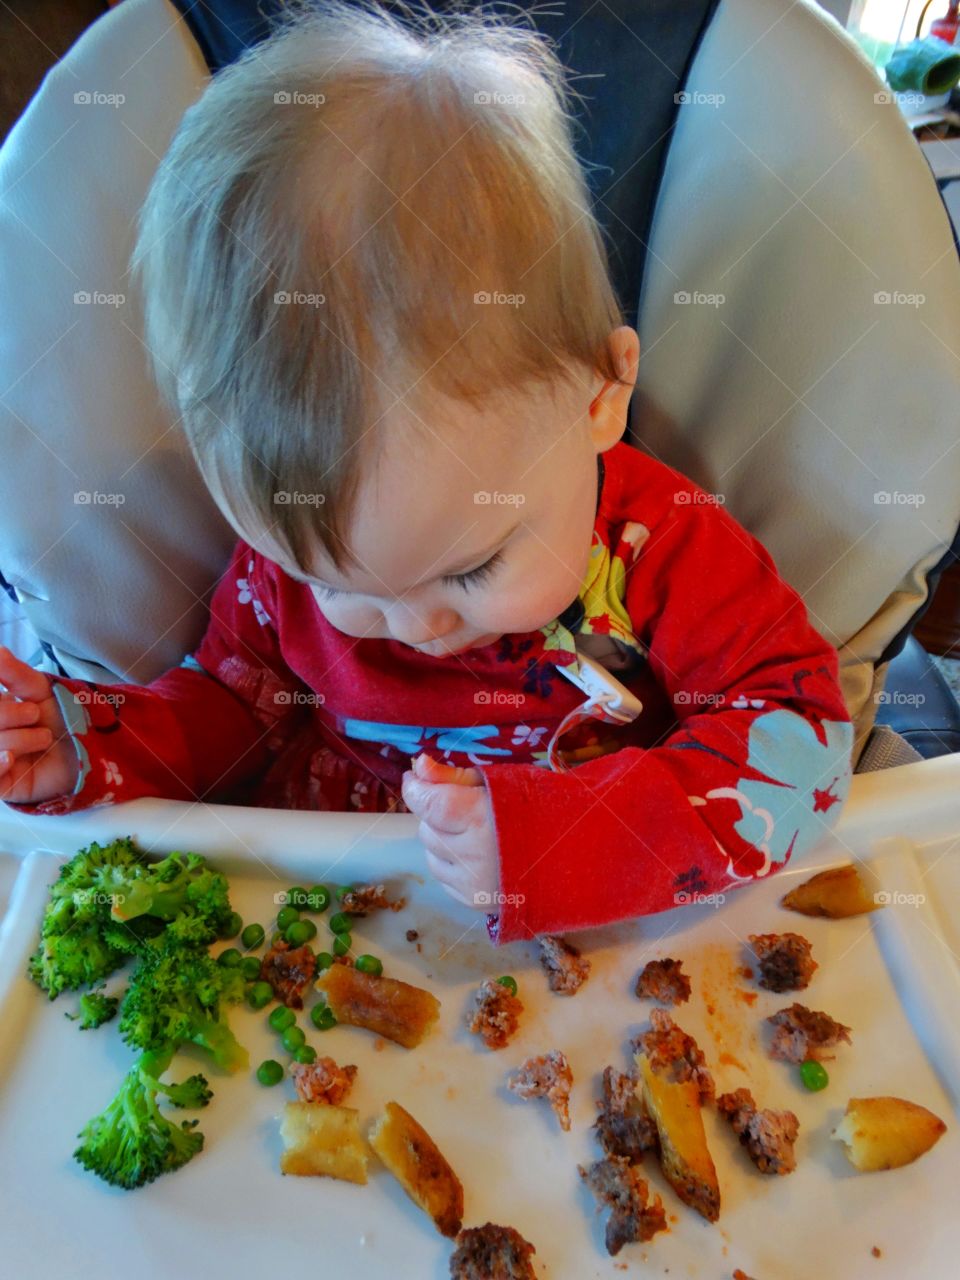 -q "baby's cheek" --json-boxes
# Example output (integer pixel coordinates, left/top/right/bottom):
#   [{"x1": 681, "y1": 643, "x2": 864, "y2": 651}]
[
  {"x1": 316, "y1": 599, "x2": 384, "y2": 637},
  {"x1": 479, "y1": 571, "x2": 581, "y2": 636}
]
